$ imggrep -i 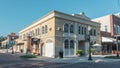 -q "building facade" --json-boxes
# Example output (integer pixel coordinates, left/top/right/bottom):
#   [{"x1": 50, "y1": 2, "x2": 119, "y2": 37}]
[
  {"x1": 18, "y1": 10, "x2": 100, "y2": 58},
  {"x1": 93, "y1": 14, "x2": 120, "y2": 54},
  {"x1": 1, "y1": 33, "x2": 18, "y2": 48}
]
